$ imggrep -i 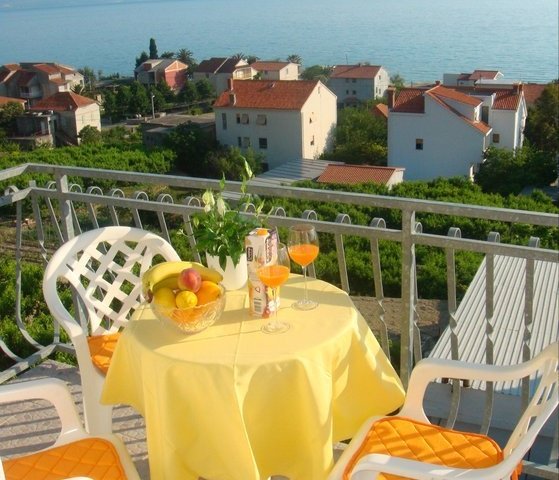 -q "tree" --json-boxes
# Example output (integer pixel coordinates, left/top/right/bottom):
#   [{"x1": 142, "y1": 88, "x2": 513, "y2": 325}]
[
  {"x1": 164, "y1": 123, "x2": 218, "y2": 175},
  {"x1": 245, "y1": 55, "x2": 259, "y2": 64},
  {"x1": 286, "y1": 54, "x2": 302, "y2": 65},
  {"x1": 135, "y1": 51, "x2": 149, "y2": 68},
  {"x1": 301, "y1": 65, "x2": 332, "y2": 82},
  {"x1": 129, "y1": 81, "x2": 150, "y2": 116},
  {"x1": 195, "y1": 79, "x2": 215, "y2": 99},
  {"x1": 524, "y1": 81, "x2": 559, "y2": 155},
  {"x1": 177, "y1": 81, "x2": 198, "y2": 103},
  {"x1": 155, "y1": 80, "x2": 175, "y2": 103},
  {"x1": 176, "y1": 48, "x2": 197, "y2": 71},
  {"x1": 390, "y1": 74, "x2": 405, "y2": 91},
  {"x1": 115, "y1": 85, "x2": 133, "y2": 118},
  {"x1": 78, "y1": 125, "x2": 102, "y2": 145},
  {"x1": 78, "y1": 66, "x2": 96, "y2": 90},
  {"x1": 101, "y1": 90, "x2": 117, "y2": 120},
  {"x1": 0, "y1": 101, "x2": 24, "y2": 136},
  {"x1": 160, "y1": 51, "x2": 175, "y2": 59},
  {"x1": 475, "y1": 146, "x2": 557, "y2": 196},
  {"x1": 323, "y1": 105, "x2": 388, "y2": 164},
  {"x1": 149, "y1": 38, "x2": 158, "y2": 59}
]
